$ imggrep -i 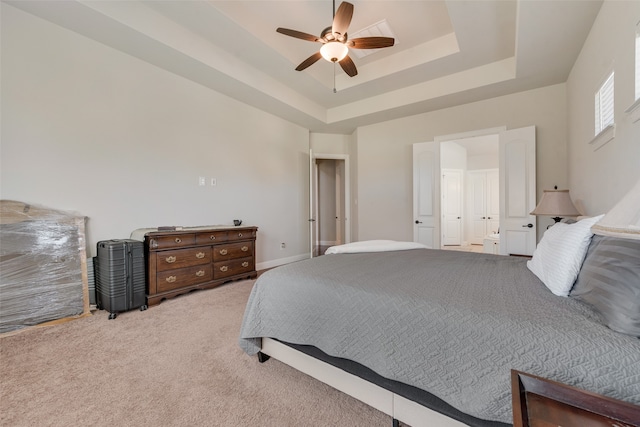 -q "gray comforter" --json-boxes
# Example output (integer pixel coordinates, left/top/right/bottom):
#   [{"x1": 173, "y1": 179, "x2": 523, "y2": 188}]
[{"x1": 238, "y1": 249, "x2": 640, "y2": 424}]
